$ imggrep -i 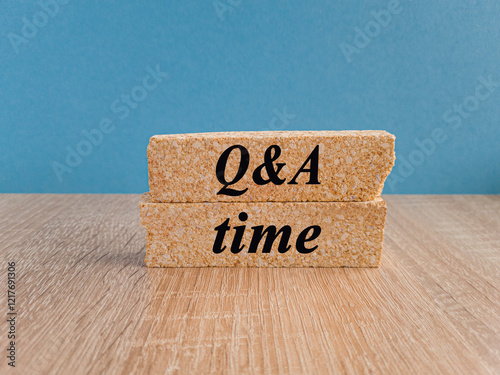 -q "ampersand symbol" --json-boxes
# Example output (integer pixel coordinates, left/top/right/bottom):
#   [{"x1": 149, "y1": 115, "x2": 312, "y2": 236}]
[{"x1": 252, "y1": 145, "x2": 286, "y2": 185}]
